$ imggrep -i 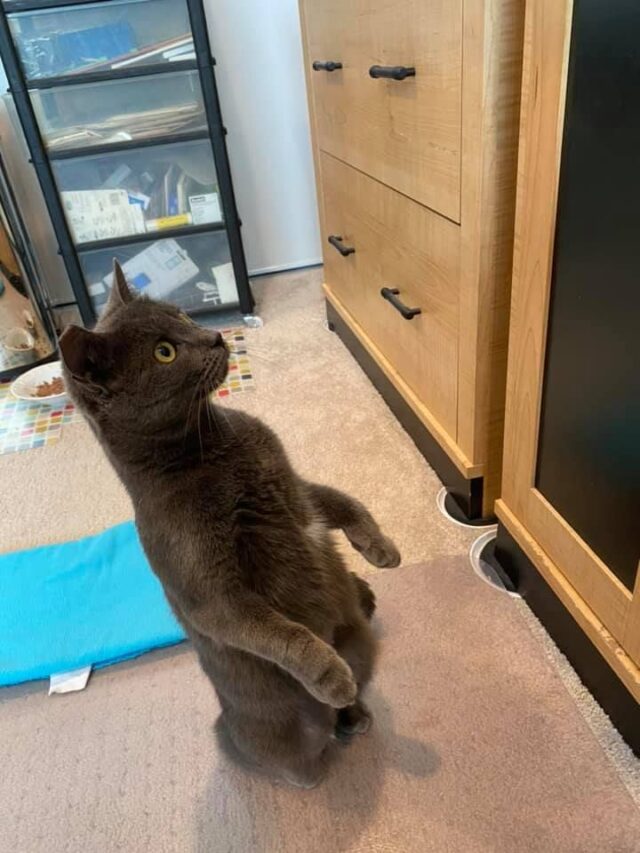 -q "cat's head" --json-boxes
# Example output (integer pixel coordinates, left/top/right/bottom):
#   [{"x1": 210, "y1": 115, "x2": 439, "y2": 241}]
[{"x1": 58, "y1": 260, "x2": 228, "y2": 436}]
